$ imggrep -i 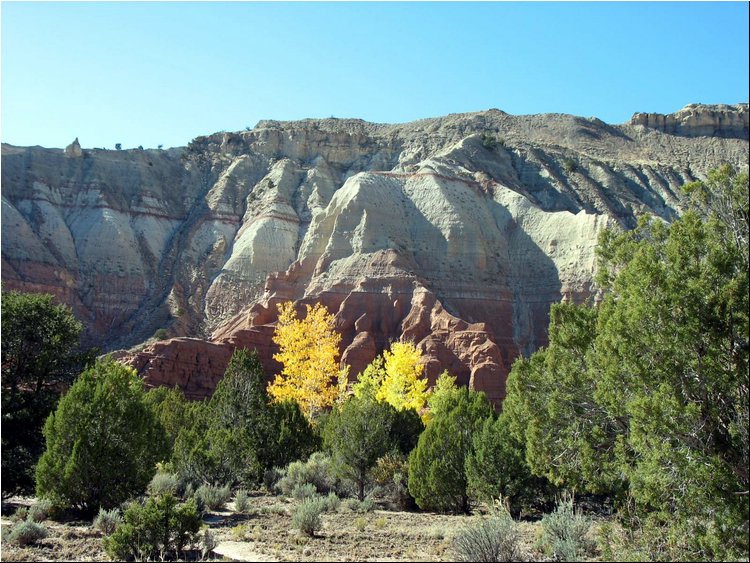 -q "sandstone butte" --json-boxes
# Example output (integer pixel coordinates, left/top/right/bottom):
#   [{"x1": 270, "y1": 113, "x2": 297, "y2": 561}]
[{"x1": 2, "y1": 104, "x2": 748, "y2": 403}]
